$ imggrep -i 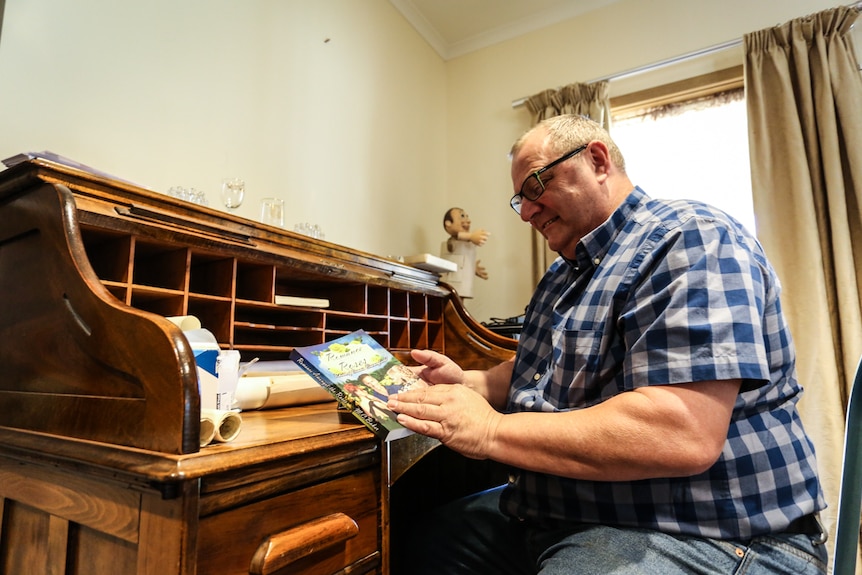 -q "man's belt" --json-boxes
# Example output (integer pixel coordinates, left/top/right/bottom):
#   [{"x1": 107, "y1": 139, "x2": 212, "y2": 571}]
[{"x1": 785, "y1": 514, "x2": 828, "y2": 545}]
